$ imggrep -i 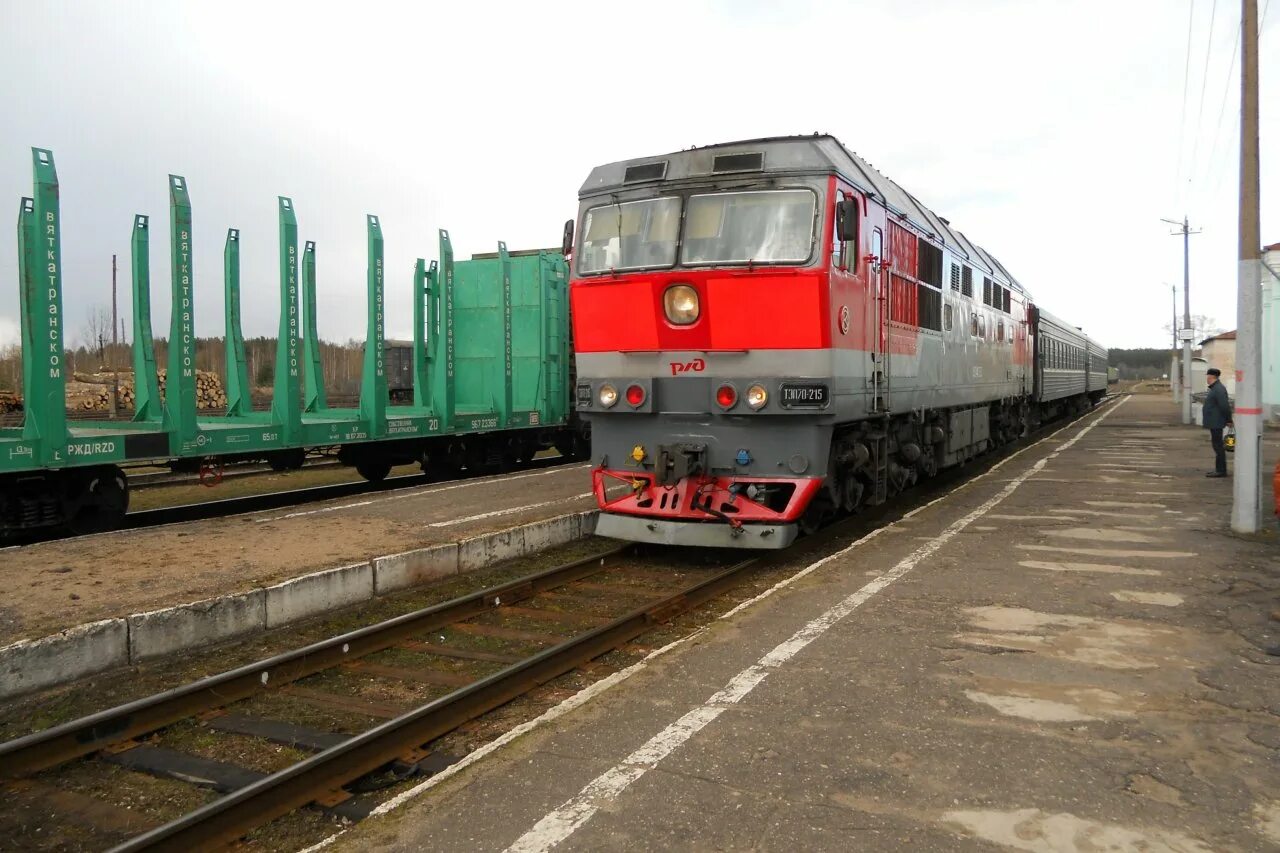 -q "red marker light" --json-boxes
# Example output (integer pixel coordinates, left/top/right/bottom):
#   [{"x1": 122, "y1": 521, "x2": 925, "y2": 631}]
[
  {"x1": 716, "y1": 384, "x2": 737, "y2": 409},
  {"x1": 626, "y1": 384, "x2": 645, "y2": 406}
]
